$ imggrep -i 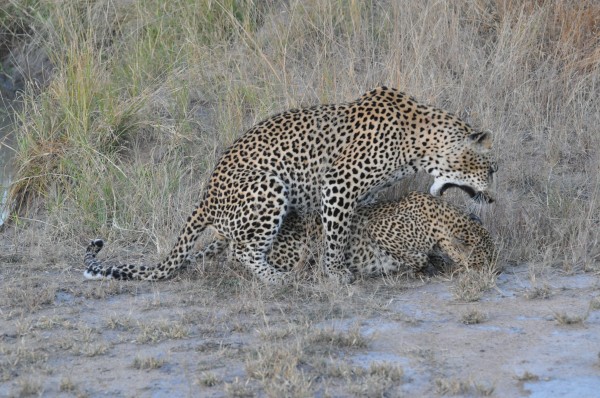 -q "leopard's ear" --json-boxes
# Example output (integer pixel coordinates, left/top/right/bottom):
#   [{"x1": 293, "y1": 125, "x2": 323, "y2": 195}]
[
  {"x1": 468, "y1": 213, "x2": 483, "y2": 225},
  {"x1": 466, "y1": 130, "x2": 493, "y2": 154}
]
